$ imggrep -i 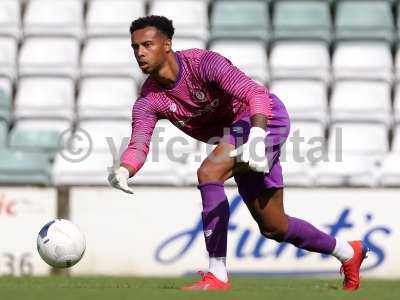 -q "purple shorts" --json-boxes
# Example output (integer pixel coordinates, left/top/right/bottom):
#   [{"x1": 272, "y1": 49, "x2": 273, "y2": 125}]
[{"x1": 226, "y1": 93, "x2": 290, "y2": 202}]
